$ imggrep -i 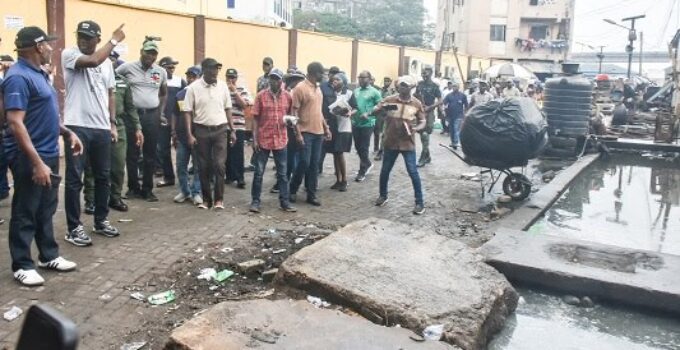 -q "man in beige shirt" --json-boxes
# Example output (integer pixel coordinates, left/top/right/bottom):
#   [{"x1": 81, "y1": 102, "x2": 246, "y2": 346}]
[
  {"x1": 184, "y1": 58, "x2": 236, "y2": 210},
  {"x1": 289, "y1": 62, "x2": 331, "y2": 206}
]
